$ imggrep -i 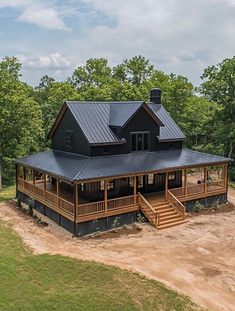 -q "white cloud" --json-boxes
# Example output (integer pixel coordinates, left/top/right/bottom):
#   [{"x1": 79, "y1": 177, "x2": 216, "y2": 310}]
[
  {"x1": 19, "y1": 53, "x2": 72, "y2": 70},
  {"x1": 18, "y1": 6, "x2": 69, "y2": 30},
  {"x1": 0, "y1": 0, "x2": 69, "y2": 30}
]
